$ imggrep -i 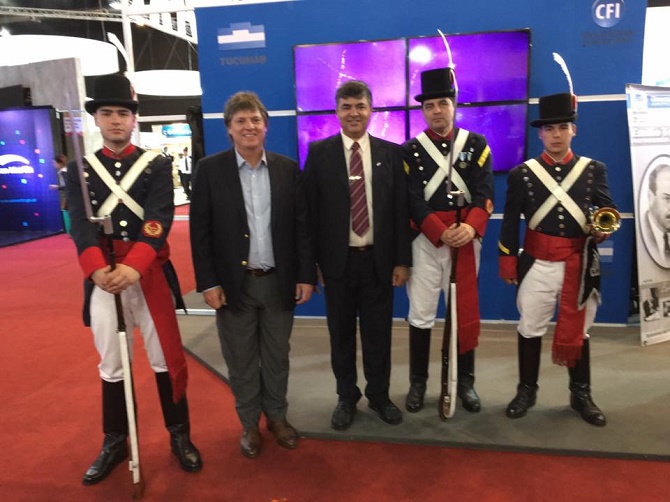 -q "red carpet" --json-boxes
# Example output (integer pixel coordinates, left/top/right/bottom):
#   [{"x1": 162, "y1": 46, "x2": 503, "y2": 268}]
[{"x1": 1, "y1": 224, "x2": 669, "y2": 501}]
